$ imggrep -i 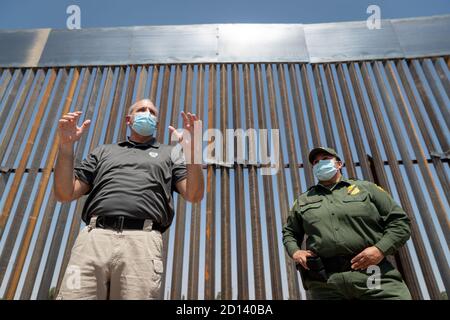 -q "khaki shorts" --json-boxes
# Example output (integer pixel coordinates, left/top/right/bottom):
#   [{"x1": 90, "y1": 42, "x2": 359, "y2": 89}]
[{"x1": 57, "y1": 224, "x2": 164, "y2": 300}]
